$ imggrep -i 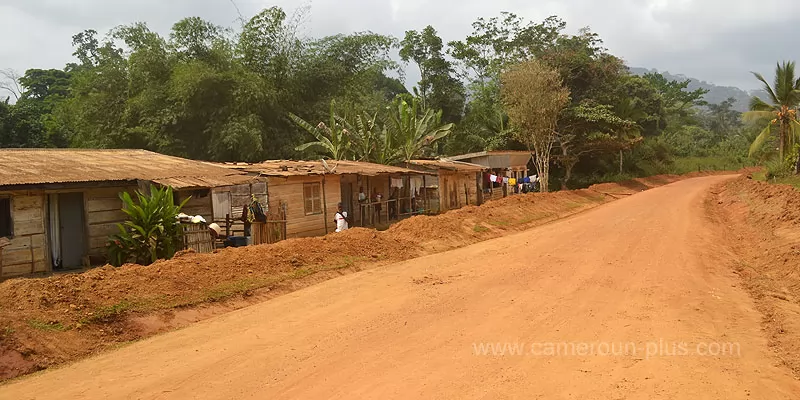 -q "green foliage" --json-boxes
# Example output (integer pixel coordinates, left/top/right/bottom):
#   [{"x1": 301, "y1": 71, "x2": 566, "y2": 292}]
[
  {"x1": 27, "y1": 320, "x2": 68, "y2": 332},
  {"x1": 400, "y1": 26, "x2": 465, "y2": 124},
  {"x1": 291, "y1": 100, "x2": 351, "y2": 160},
  {"x1": 1, "y1": 7, "x2": 762, "y2": 187},
  {"x1": 107, "y1": 185, "x2": 189, "y2": 266},
  {"x1": 745, "y1": 61, "x2": 800, "y2": 165},
  {"x1": 388, "y1": 97, "x2": 454, "y2": 161}
]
